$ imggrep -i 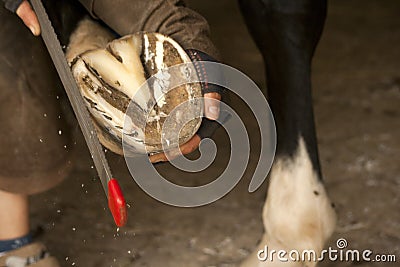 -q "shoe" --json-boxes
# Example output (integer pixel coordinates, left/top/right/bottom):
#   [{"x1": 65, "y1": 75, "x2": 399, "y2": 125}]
[{"x1": 0, "y1": 242, "x2": 60, "y2": 267}]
